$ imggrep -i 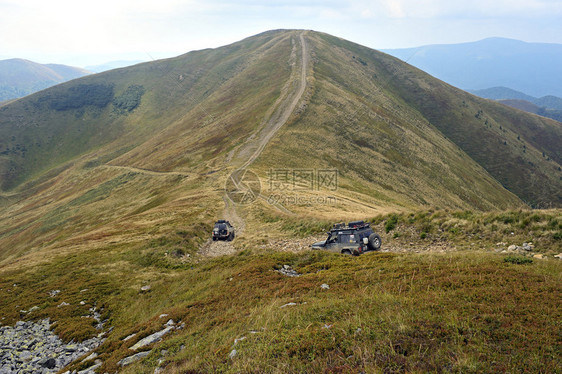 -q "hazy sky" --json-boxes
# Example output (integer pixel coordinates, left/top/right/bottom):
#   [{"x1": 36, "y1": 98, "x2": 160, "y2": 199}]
[{"x1": 1, "y1": 0, "x2": 561, "y2": 67}]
